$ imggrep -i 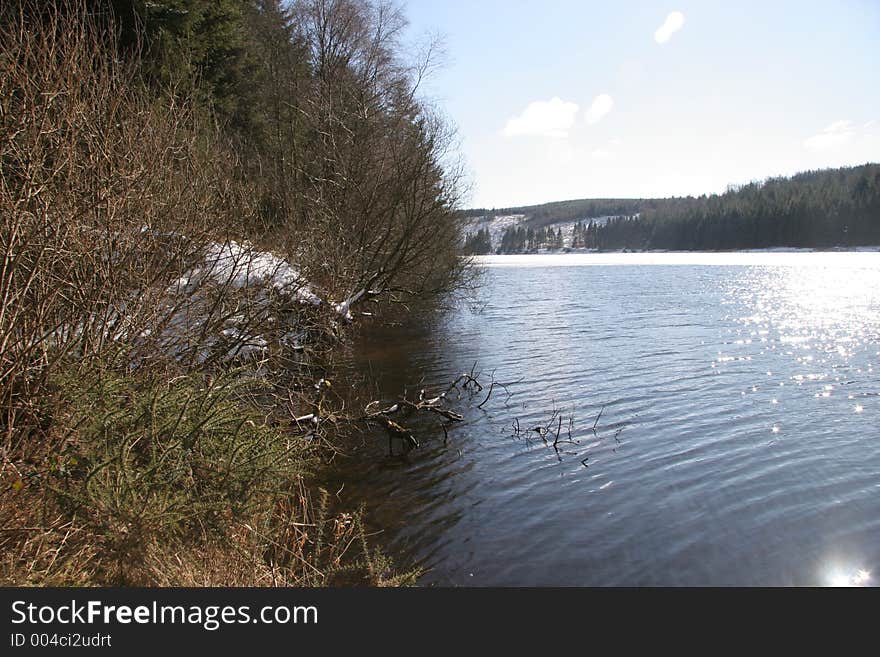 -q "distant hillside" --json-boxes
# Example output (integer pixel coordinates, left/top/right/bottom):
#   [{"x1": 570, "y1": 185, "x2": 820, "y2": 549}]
[
  {"x1": 462, "y1": 198, "x2": 651, "y2": 229},
  {"x1": 462, "y1": 163, "x2": 880, "y2": 253}
]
